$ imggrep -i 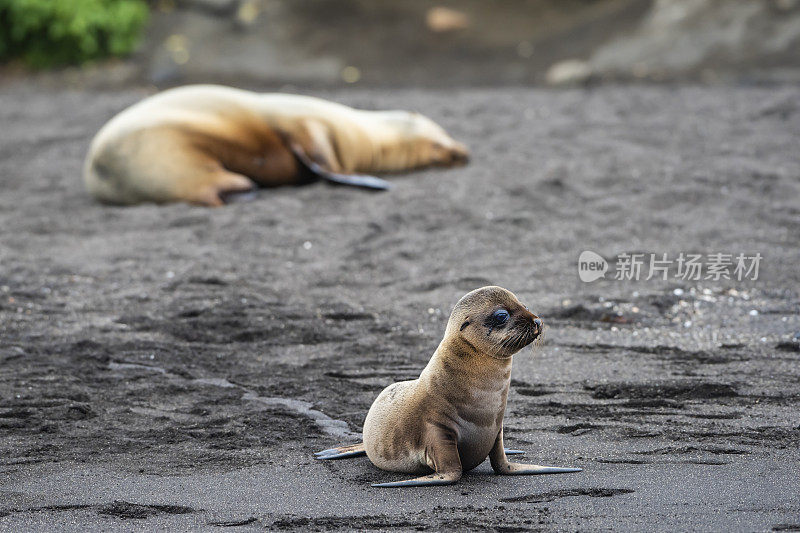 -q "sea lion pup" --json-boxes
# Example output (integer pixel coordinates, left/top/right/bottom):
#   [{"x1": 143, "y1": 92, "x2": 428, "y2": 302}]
[
  {"x1": 315, "y1": 286, "x2": 582, "y2": 487},
  {"x1": 83, "y1": 84, "x2": 469, "y2": 206}
]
